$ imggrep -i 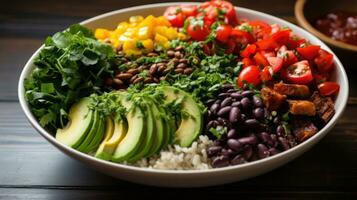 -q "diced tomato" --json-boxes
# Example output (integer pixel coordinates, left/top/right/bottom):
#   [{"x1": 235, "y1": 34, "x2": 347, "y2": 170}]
[
  {"x1": 271, "y1": 29, "x2": 291, "y2": 46},
  {"x1": 277, "y1": 45, "x2": 298, "y2": 66},
  {"x1": 314, "y1": 49, "x2": 334, "y2": 73},
  {"x1": 225, "y1": 39, "x2": 236, "y2": 54},
  {"x1": 261, "y1": 51, "x2": 276, "y2": 58},
  {"x1": 286, "y1": 37, "x2": 306, "y2": 49},
  {"x1": 186, "y1": 18, "x2": 210, "y2": 41},
  {"x1": 240, "y1": 44, "x2": 257, "y2": 58},
  {"x1": 270, "y1": 24, "x2": 280, "y2": 34},
  {"x1": 297, "y1": 45, "x2": 321, "y2": 60},
  {"x1": 200, "y1": 0, "x2": 238, "y2": 26},
  {"x1": 256, "y1": 38, "x2": 278, "y2": 51},
  {"x1": 242, "y1": 57, "x2": 253, "y2": 68},
  {"x1": 267, "y1": 56, "x2": 284, "y2": 73},
  {"x1": 253, "y1": 52, "x2": 269, "y2": 66},
  {"x1": 164, "y1": 6, "x2": 186, "y2": 27},
  {"x1": 314, "y1": 73, "x2": 328, "y2": 84},
  {"x1": 249, "y1": 20, "x2": 272, "y2": 34},
  {"x1": 180, "y1": 5, "x2": 198, "y2": 17},
  {"x1": 282, "y1": 60, "x2": 314, "y2": 84},
  {"x1": 318, "y1": 82, "x2": 340, "y2": 96},
  {"x1": 237, "y1": 65, "x2": 261, "y2": 87},
  {"x1": 216, "y1": 24, "x2": 233, "y2": 43},
  {"x1": 231, "y1": 28, "x2": 255, "y2": 44},
  {"x1": 260, "y1": 66, "x2": 273, "y2": 82}
]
